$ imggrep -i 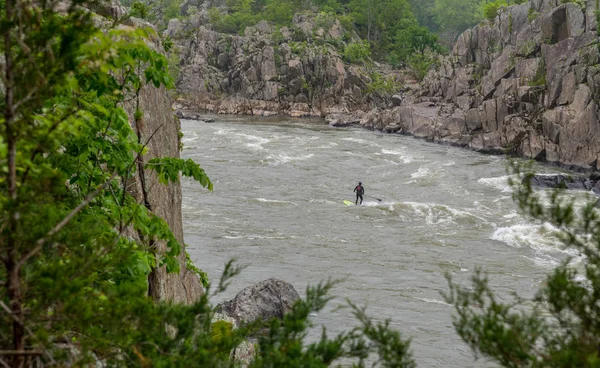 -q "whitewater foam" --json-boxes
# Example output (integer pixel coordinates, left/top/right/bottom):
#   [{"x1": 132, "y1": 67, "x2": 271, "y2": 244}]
[
  {"x1": 491, "y1": 223, "x2": 585, "y2": 267},
  {"x1": 266, "y1": 153, "x2": 315, "y2": 165},
  {"x1": 477, "y1": 175, "x2": 516, "y2": 193},
  {"x1": 380, "y1": 148, "x2": 414, "y2": 164},
  {"x1": 402, "y1": 202, "x2": 488, "y2": 226},
  {"x1": 410, "y1": 166, "x2": 431, "y2": 179},
  {"x1": 255, "y1": 198, "x2": 298, "y2": 205}
]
